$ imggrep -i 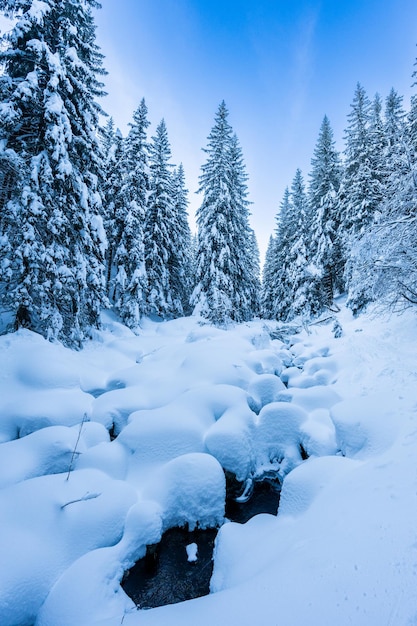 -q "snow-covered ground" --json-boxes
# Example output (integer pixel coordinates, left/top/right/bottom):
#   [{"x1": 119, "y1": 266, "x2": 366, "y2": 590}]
[{"x1": 1, "y1": 303, "x2": 417, "y2": 626}]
